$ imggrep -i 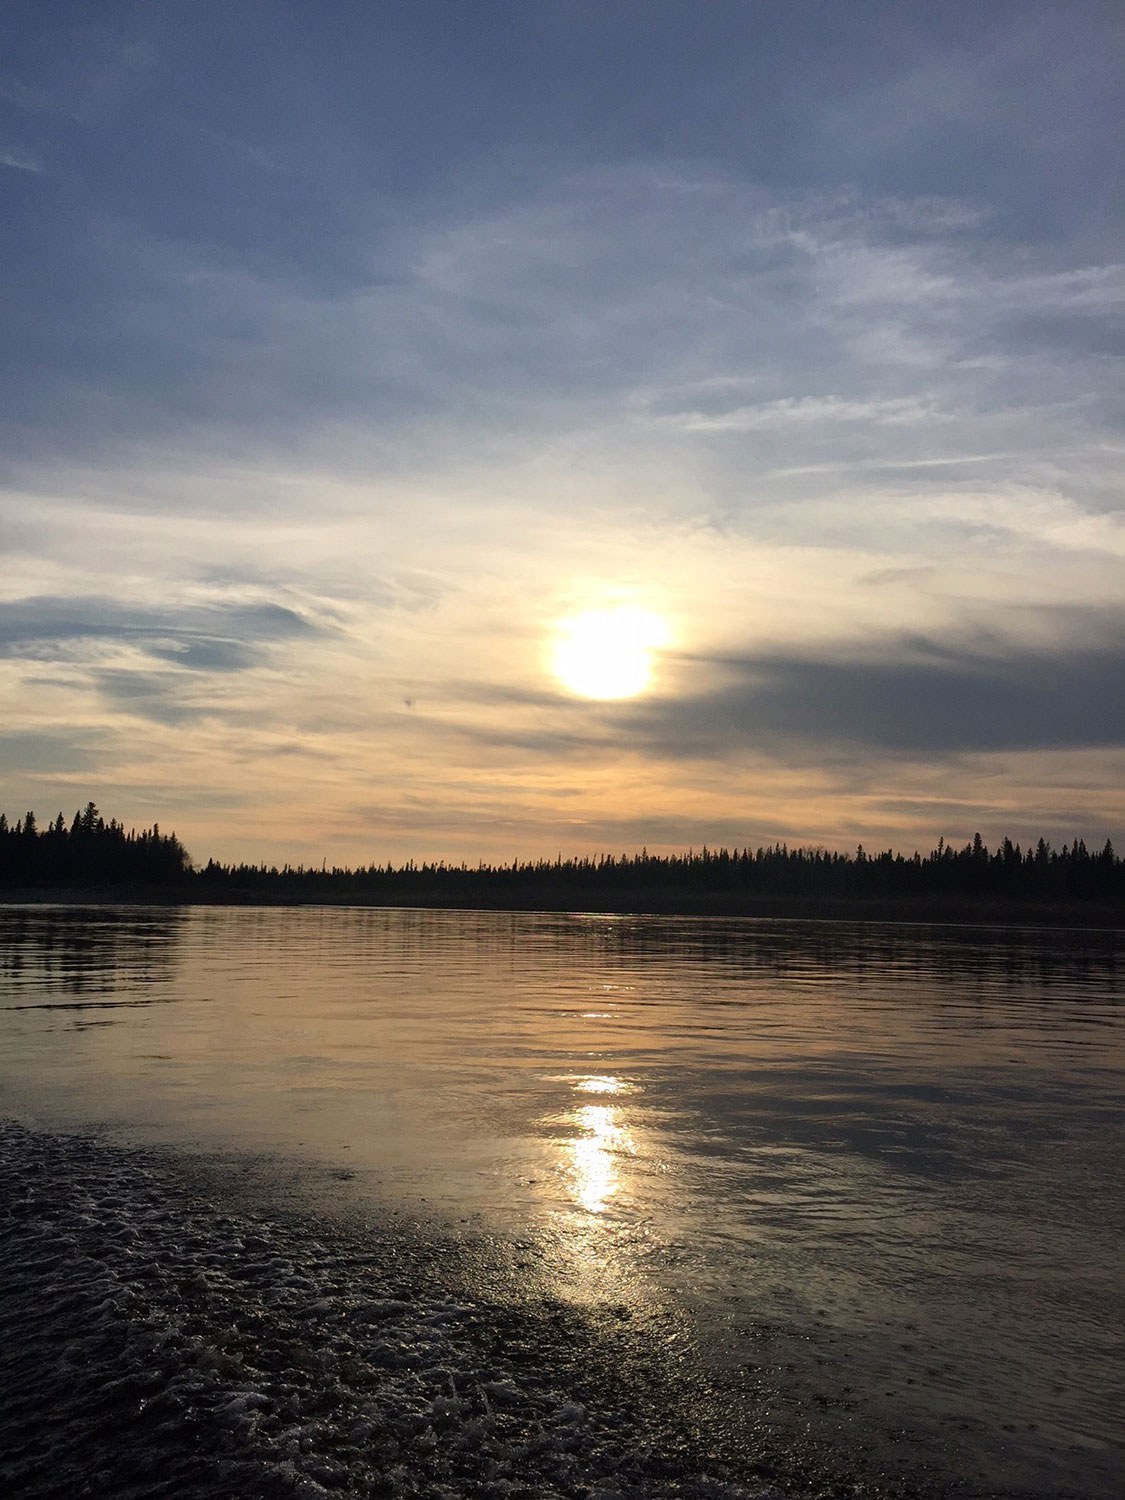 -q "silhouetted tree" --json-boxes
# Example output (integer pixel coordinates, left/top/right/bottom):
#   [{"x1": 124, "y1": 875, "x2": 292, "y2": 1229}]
[{"x1": 2, "y1": 803, "x2": 1122, "y2": 914}]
